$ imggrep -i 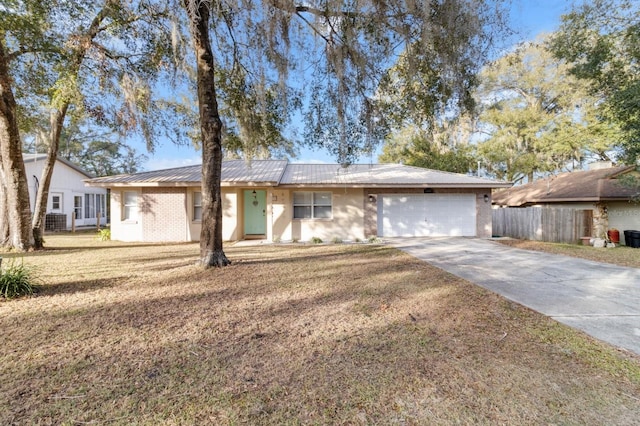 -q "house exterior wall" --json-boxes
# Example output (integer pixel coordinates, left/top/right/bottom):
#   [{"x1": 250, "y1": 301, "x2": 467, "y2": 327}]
[
  {"x1": 23, "y1": 157, "x2": 107, "y2": 229},
  {"x1": 285, "y1": 187, "x2": 365, "y2": 242},
  {"x1": 107, "y1": 185, "x2": 495, "y2": 242},
  {"x1": 184, "y1": 188, "x2": 239, "y2": 242},
  {"x1": 141, "y1": 187, "x2": 188, "y2": 242},
  {"x1": 223, "y1": 189, "x2": 239, "y2": 241},
  {"x1": 110, "y1": 189, "x2": 143, "y2": 242},
  {"x1": 533, "y1": 202, "x2": 597, "y2": 210},
  {"x1": 606, "y1": 201, "x2": 640, "y2": 245},
  {"x1": 186, "y1": 189, "x2": 200, "y2": 241},
  {"x1": 270, "y1": 188, "x2": 292, "y2": 241}
]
